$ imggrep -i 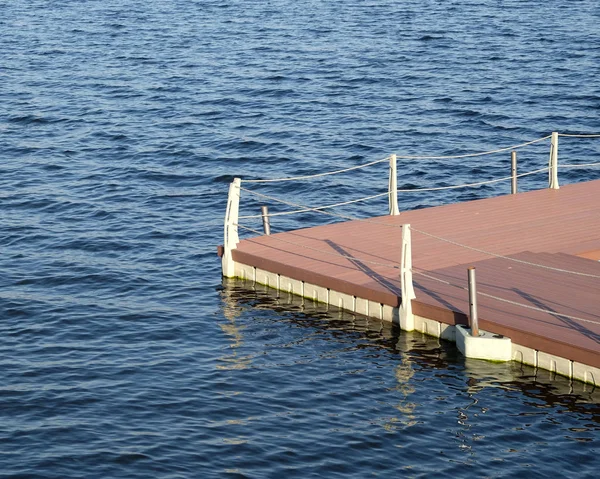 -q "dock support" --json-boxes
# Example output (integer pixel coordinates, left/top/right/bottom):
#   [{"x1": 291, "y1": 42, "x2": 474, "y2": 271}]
[
  {"x1": 457, "y1": 266, "x2": 511, "y2": 361},
  {"x1": 389, "y1": 154, "x2": 400, "y2": 215},
  {"x1": 222, "y1": 178, "x2": 241, "y2": 277},
  {"x1": 399, "y1": 224, "x2": 416, "y2": 330},
  {"x1": 261, "y1": 206, "x2": 271, "y2": 235},
  {"x1": 511, "y1": 151, "x2": 517, "y2": 194},
  {"x1": 549, "y1": 132, "x2": 560, "y2": 190}
]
